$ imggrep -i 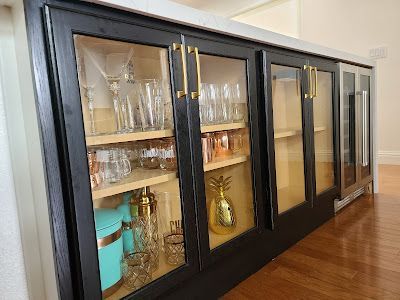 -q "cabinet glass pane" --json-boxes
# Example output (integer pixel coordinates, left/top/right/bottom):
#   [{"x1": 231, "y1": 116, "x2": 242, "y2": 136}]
[
  {"x1": 360, "y1": 74, "x2": 371, "y2": 179},
  {"x1": 74, "y1": 35, "x2": 185, "y2": 299},
  {"x1": 313, "y1": 71, "x2": 335, "y2": 195},
  {"x1": 198, "y1": 54, "x2": 255, "y2": 250},
  {"x1": 343, "y1": 72, "x2": 356, "y2": 188},
  {"x1": 271, "y1": 65, "x2": 306, "y2": 214}
]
